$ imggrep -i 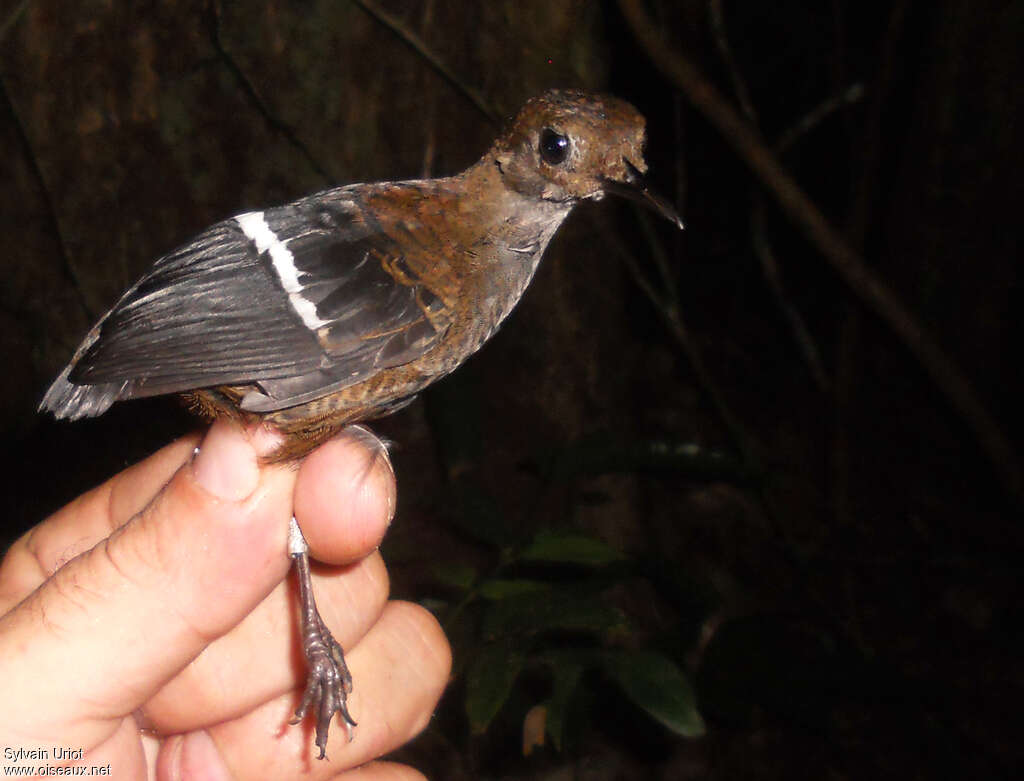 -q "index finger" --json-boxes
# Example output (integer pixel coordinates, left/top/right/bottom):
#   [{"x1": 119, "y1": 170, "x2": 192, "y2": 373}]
[{"x1": 0, "y1": 432, "x2": 199, "y2": 613}]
